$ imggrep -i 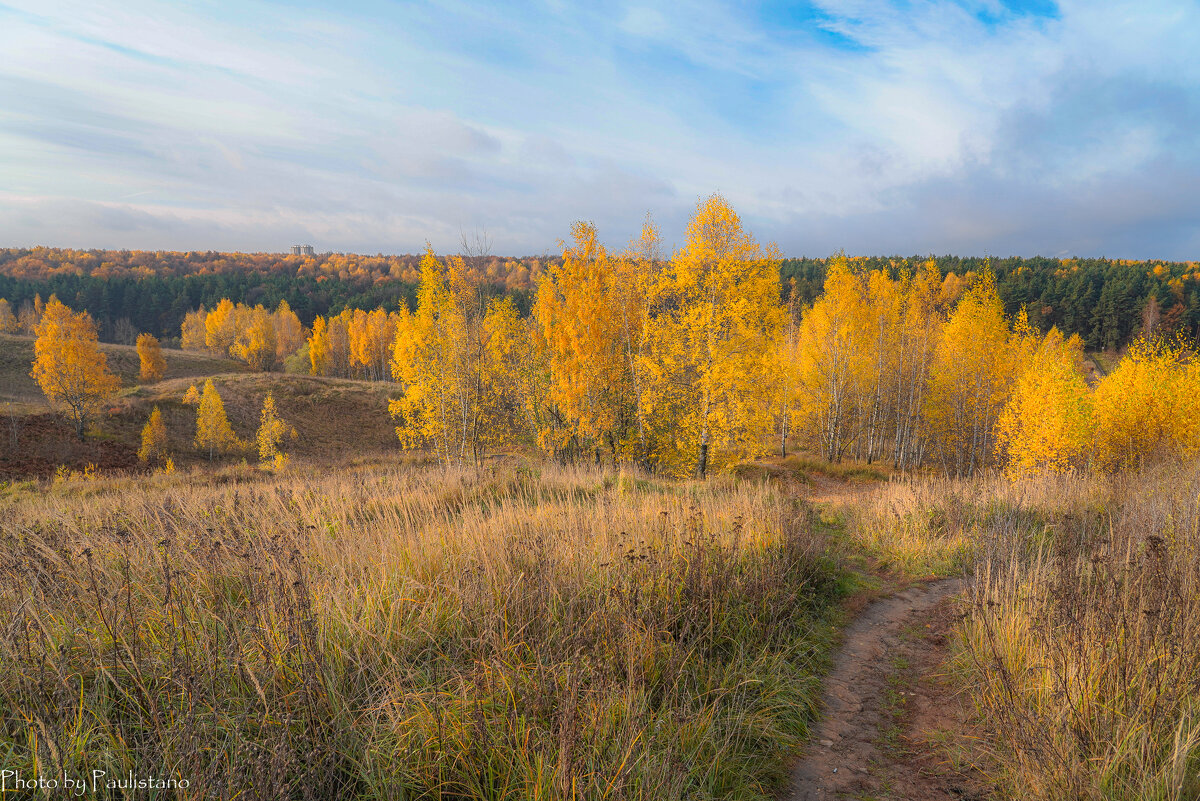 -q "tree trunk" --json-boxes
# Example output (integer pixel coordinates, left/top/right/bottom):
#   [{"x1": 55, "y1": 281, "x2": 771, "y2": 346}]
[{"x1": 696, "y1": 434, "x2": 709, "y2": 480}]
